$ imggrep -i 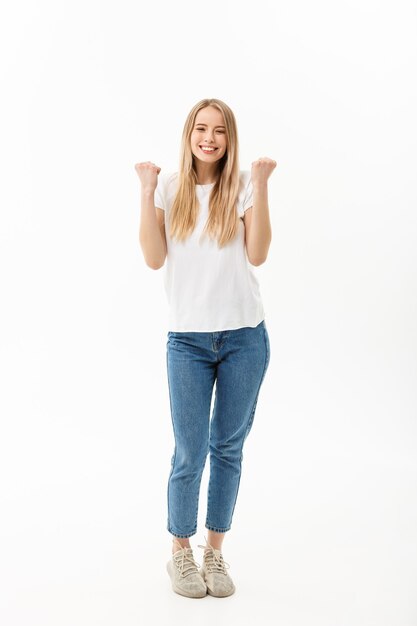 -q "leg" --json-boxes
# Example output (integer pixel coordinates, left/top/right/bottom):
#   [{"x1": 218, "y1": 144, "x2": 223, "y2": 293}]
[
  {"x1": 171, "y1": 536, "x2": 191, "y2": 554},
  {"x1": 205, "y1": 321, "x2": 270, "y2": 534},
  {"x1": 166, "y1": 332, "x2": 217, "y2": 539},
  {"x1": 207, "y1": 529, "x2": 225, "y2": 550}
]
